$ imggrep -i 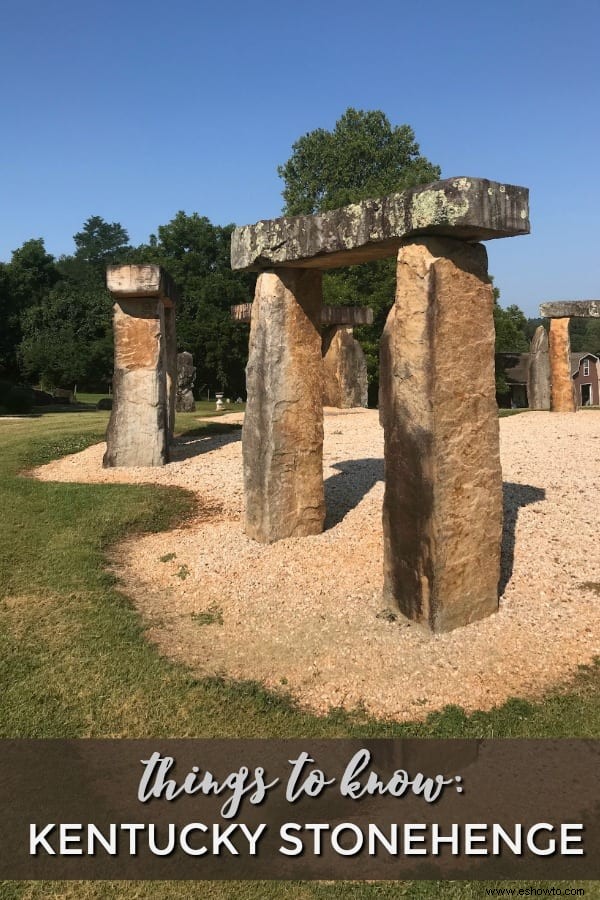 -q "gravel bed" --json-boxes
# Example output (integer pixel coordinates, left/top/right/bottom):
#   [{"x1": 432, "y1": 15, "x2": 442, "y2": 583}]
[{"x1": 30, "y1": 410, "x2": 600, "y2": 722}]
